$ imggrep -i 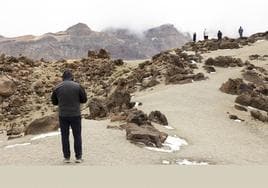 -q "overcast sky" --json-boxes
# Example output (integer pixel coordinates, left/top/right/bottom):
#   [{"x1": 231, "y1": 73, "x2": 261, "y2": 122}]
[{"x1": 0, "y1": 0, "x2": 267, "y2": 38}]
